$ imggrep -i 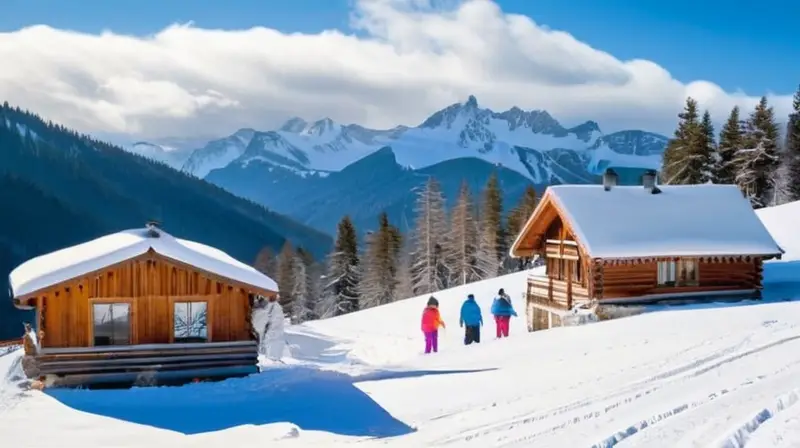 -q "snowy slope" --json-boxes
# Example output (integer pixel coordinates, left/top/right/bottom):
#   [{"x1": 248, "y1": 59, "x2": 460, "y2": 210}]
[
  {"x1": 176, "y1": 96, "x2": 667, "y2": 182},
  {"x1": 3, "y1": 202, "x2": 799, "y2": 447}
]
